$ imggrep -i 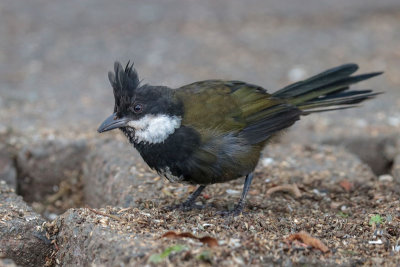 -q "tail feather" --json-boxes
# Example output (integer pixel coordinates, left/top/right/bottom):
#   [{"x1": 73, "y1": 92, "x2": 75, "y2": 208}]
[
  {"x1": 298, "y1": 92, "x2": 381, "y2": 112},
  {"x1": 272, "y1": 64, "x2": 383, "y2": 113},
  {"x1": 323, "y1": 89, "x2": 373, "y2": 98},
  {"x1": 301, "y1": 106, "x2": 357, "y2": 115},
  {"x1": 273, "y1": 63, "x2": 359, "y2": 98}
]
